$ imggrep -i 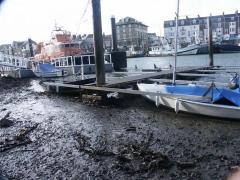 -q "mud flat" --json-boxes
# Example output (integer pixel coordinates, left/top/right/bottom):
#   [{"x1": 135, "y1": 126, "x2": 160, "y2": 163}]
[{"x1": 0, "y1": 77, "x2": 240, "y2": 179}]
